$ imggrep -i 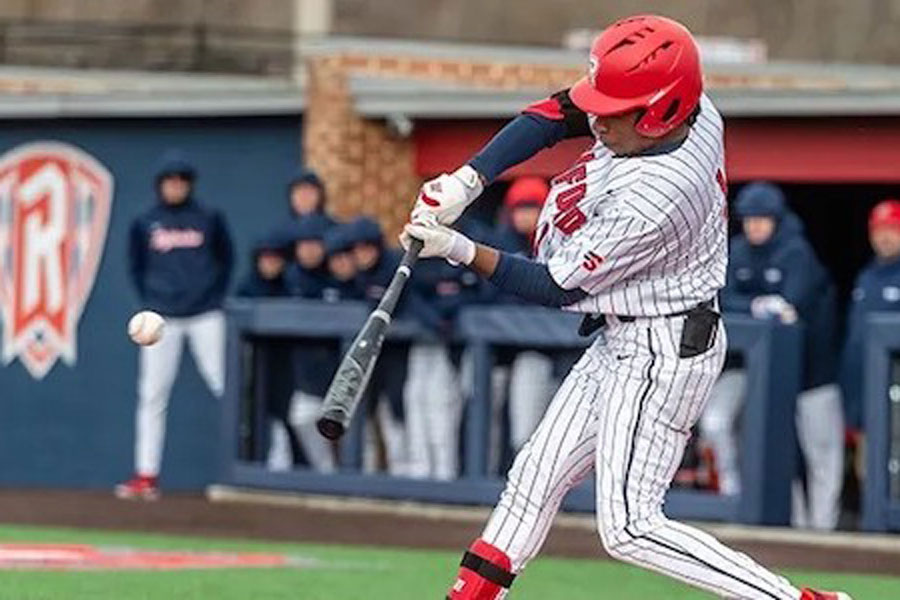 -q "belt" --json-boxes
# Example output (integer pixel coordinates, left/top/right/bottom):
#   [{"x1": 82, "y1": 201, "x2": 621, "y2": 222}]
[
  {"x1": 578, "y1": 299, "x2": 715, "y2": 336},
  {"x1": 616, "y1": 299, "x2": 715, "y2": 323}
]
